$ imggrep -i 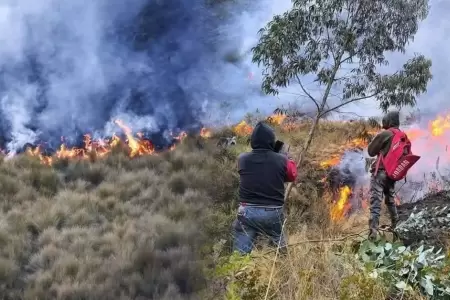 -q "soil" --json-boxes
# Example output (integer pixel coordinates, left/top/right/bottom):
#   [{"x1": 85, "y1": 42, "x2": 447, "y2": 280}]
[
  {"x1": 397, "y1": 190, "x2": 450, "y2": 222},
  {"x1": 396, "y1": 190, "x2": 450, "y2": 248}
]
